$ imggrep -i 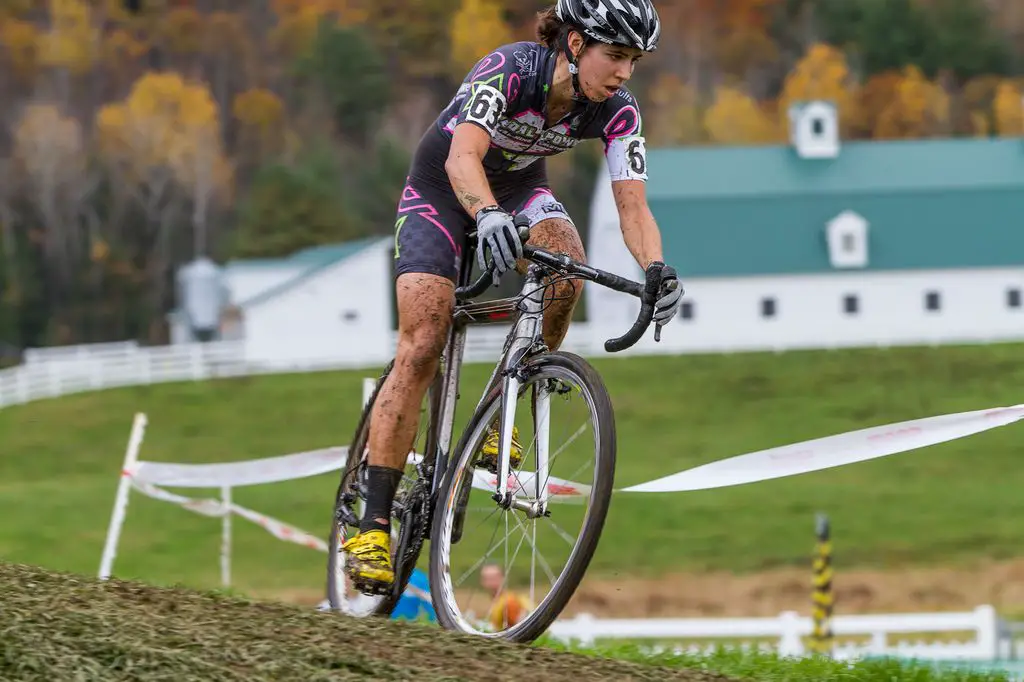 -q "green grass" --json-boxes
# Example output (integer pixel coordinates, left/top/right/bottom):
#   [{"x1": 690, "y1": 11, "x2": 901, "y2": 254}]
[
  {"x1": 2, "y1": 343, "x2": 1024, "y2": 598},
  {"x1": 551, "y1": 641, "x2": 1016, "y2": 681},
  {"x1": 0, "y1": 560, "x2": 1011, "y2": 682},
  {"x1": 554, "y1": 642, "x2": 1016, "y2": 681}
]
